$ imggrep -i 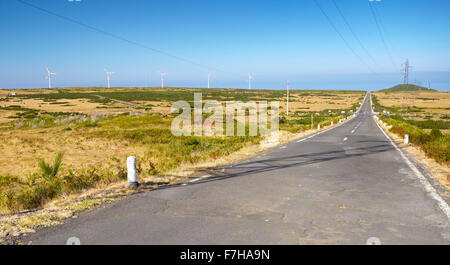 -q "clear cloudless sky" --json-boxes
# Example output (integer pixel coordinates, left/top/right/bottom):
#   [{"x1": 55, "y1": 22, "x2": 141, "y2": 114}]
[{"x1": 1, "y1": 0, "x2": 450, "y2": 91}]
